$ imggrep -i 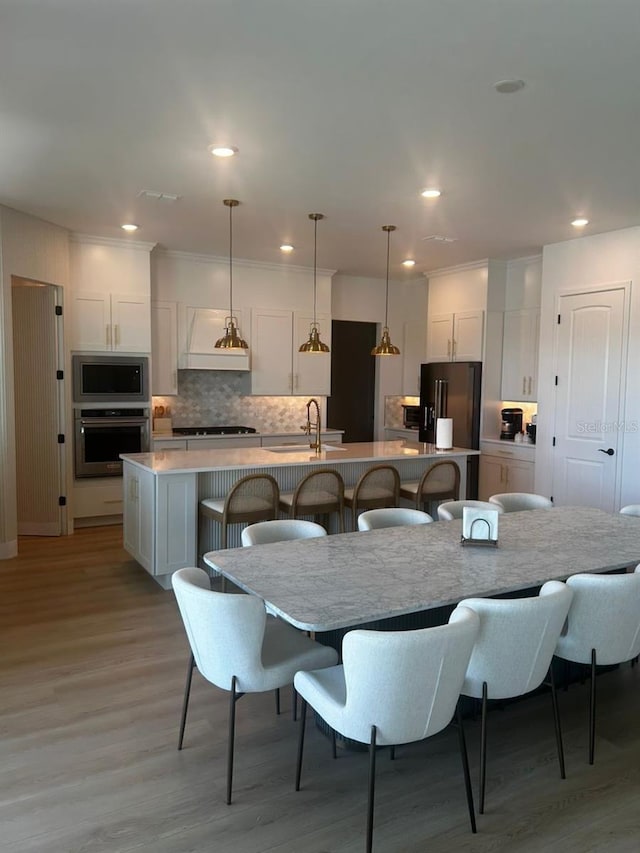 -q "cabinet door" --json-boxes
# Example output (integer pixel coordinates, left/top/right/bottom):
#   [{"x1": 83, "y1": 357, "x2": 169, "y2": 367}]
[
  {"x1": 402, "y1": 321, "x2": 426, "y2": 395},
  {"x1": 155, "y1": 474, "x2": 197, "y2": 575},
  {"x1": 293, "y1": 311, "x2": 331, "y2": 395},
  {"x1": 478, "y1": 455, "x2": 506, "y2": 501},
  {"x1": 122, "y1": 466, "x2": 154, "y2": 572},
  {"x1": 452, "y1": 311, "x2": 484, "y2": 361},
  {"x1": 71, "y1": 292, "x2": 110, "y2": 351},
  {"x1": 505, "y1": 459, "x2": 535, "y2": 493},
  {"x1": 426, "y1": 314, "x2": 454, "y2": 362},
  {"x1": 501, "y1": 309, "x2": 539, "y2": 400},
  {"x1": 187, "y1": 437, "x2": 261, "y2": 450},
  {"x1": 112, "y1": 295, "x2": 151, "y2": 352},
  {"x1": 251, "y1": 309, "x2": 294, "y2": 395},
  {"x1": 151, "y1": 301, "x2": 178, "y2": 395},
  {"x1": 152, "y1": 439, "x2": 187, "y2": 451}
]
